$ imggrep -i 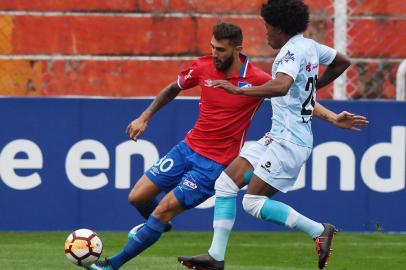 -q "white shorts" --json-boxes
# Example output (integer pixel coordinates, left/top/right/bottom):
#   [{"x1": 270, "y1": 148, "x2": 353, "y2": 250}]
[{"x1": 240, "y1": 136, "x2": 311, "y2": 193}]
